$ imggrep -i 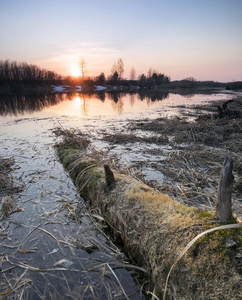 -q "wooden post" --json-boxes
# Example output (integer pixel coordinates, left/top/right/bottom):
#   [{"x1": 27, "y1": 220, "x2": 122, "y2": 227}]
[
  {"x1": 104, "y1": 164, "x2": 115, "y2": 187},
  {"x1": 216, "y1": 156, "x2": 233, "y2": 222},
  {"x1": 217, "y1": 100, "x2": 233, "y2": 118}
]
